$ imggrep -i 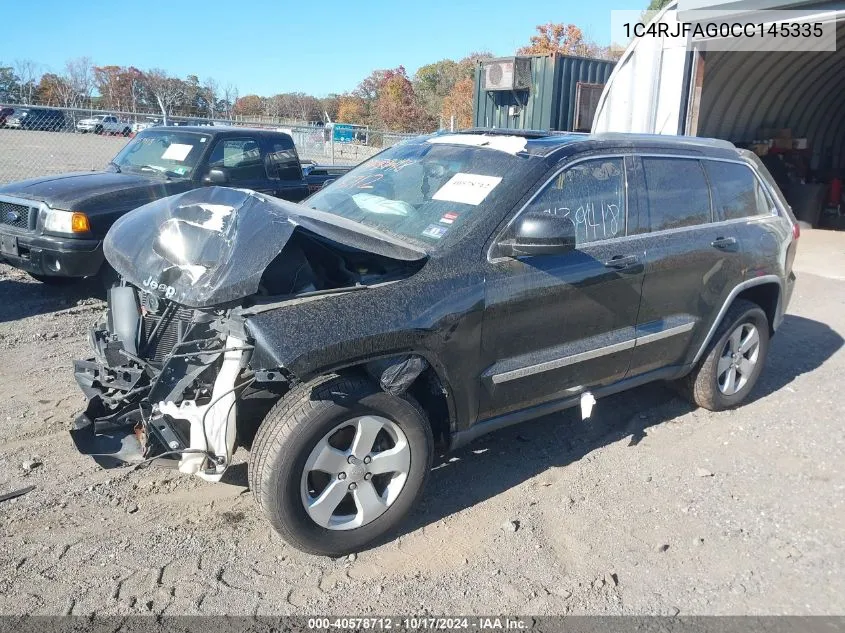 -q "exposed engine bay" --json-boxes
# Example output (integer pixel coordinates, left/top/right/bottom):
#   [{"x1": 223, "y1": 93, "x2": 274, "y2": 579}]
[{"x1": 71, "y1": 187, "x2": 427, "y2": 478}]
